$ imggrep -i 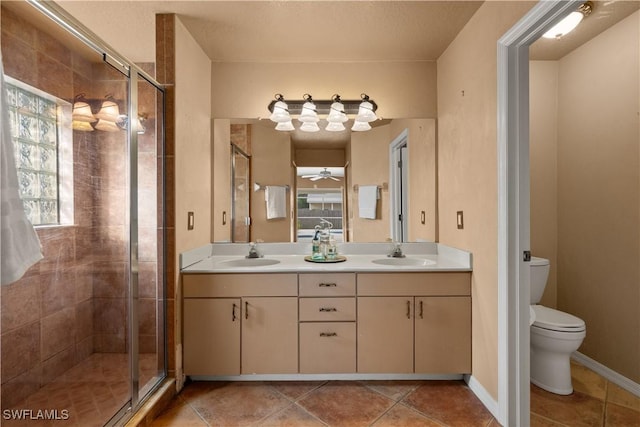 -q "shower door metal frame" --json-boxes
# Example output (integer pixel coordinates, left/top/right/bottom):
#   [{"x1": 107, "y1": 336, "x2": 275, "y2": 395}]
[
  {"x1": 231, "y1": 143, "x2": 251, "y2": 242},
  {"x1": 25, "y1": 2, "x2": 168, "y2": 426}
]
